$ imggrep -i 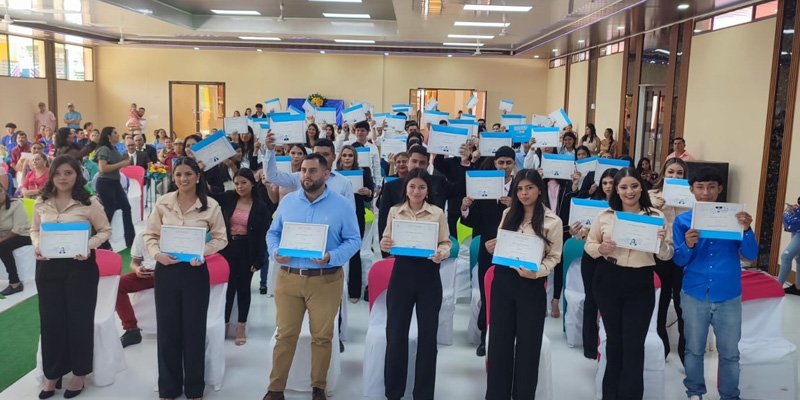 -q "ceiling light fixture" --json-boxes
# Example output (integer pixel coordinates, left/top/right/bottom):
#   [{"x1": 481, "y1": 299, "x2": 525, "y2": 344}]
[
  {"x1": 210, "y1": 9, "x2": 261, "y2": 15},
  {"x1": 677, "y1": 4, "x2": 690, "y2": 10},
  {"x1": 384, "y1": 52, "x2": 389, "y2": 56},
  {"x1": 463, "y1": 5, "x2": 532, "y2": 12},
  {"x1": 552, "y1": 48, "x2": 558, "y2": 52},
  {"x1": 454, "y1": 21, "x2": 510, "y2": 28},
  {"x1": 578, "y1": 39, "x2": 585, "y2": 44},
  {"x1": 239, "y1": 36, "x2": 282, "y2": 41},
  {"x1": 320, "y1": 50, "x2": 326, "y2": 54},
  {"x1": 334, "y1": 39, "x2": 376, "y2": 44},
  {"x1": 784, "y1": 29, "x2": 795, "y2": 34},
  {"x1": 534, "y1": 55, "x2": 540, "y2": 58},
  {"x1": 323, "y1": 13, "x2": 371, "y2": 19},
  {"x1": 443, "y1": 42, "x2": 485, "y2": 47},
  {"x1": 257, "y1": 49, "x2": 263, "y2": 52},
  {"x1": 448, "y1": 34, "x2": 494, "y2": 39},
  {"x1": 617, "y1": 25, "x2": 625, "y2": 30},
  {"x1": 310, "y1": 0, "x2": 361, "y2": 2},
  {"x1": 447, "y1": 54, "x2": 453, "y2": 57},
  {"x1": 193, "y1": 47, "x2": 200, "y2": 50}
]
